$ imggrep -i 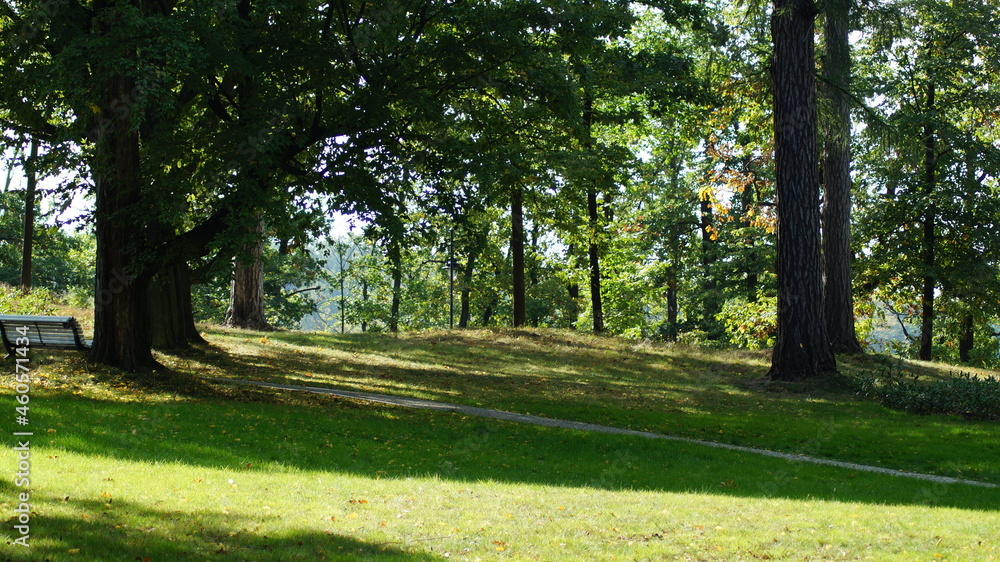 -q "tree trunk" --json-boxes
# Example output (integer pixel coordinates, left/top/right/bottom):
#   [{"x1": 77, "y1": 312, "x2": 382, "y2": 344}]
[
  {"x1": 459, "y1": 242, "x2": 479, "y2": 329},
  {"x1": 90, "y1": 72, "x2": 158, "y2": 372},
  {"x1": 150, "y1": 262, "x2": 204, "y2": 349},
  {"x1": 224, "y1": 217, "x2": 274, "y2": 331},
  {"x1": 959, "y1": 311, "x2": 974, "y2": 364},
  {"x1": 583, "y1": 94, "x2": 604, "y2": 334},
  {"x1": 511, "y1": 183, "x2": 527, "y2": 327},
  {"x1": 767, "y1": 0, "x2": 836, "y2": 380},
  {"x1": 19, "y1": 141, "x2": 38, "y2": 291},
  {"x1": 821, "y1": 0, "x2": 862, "y2": 354},
  {"x1": 389, "y1": 240, "x2": 402, "y2": 333},
  {"x1": 666, "y1": 278, "x2": 678, "y2": 342},
  {"x1": 919, "y1": 83, "x2": 936, "y2": 361},
  {"x1": 699, "y1": 197, "x2": 719, "y2": 331}
]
